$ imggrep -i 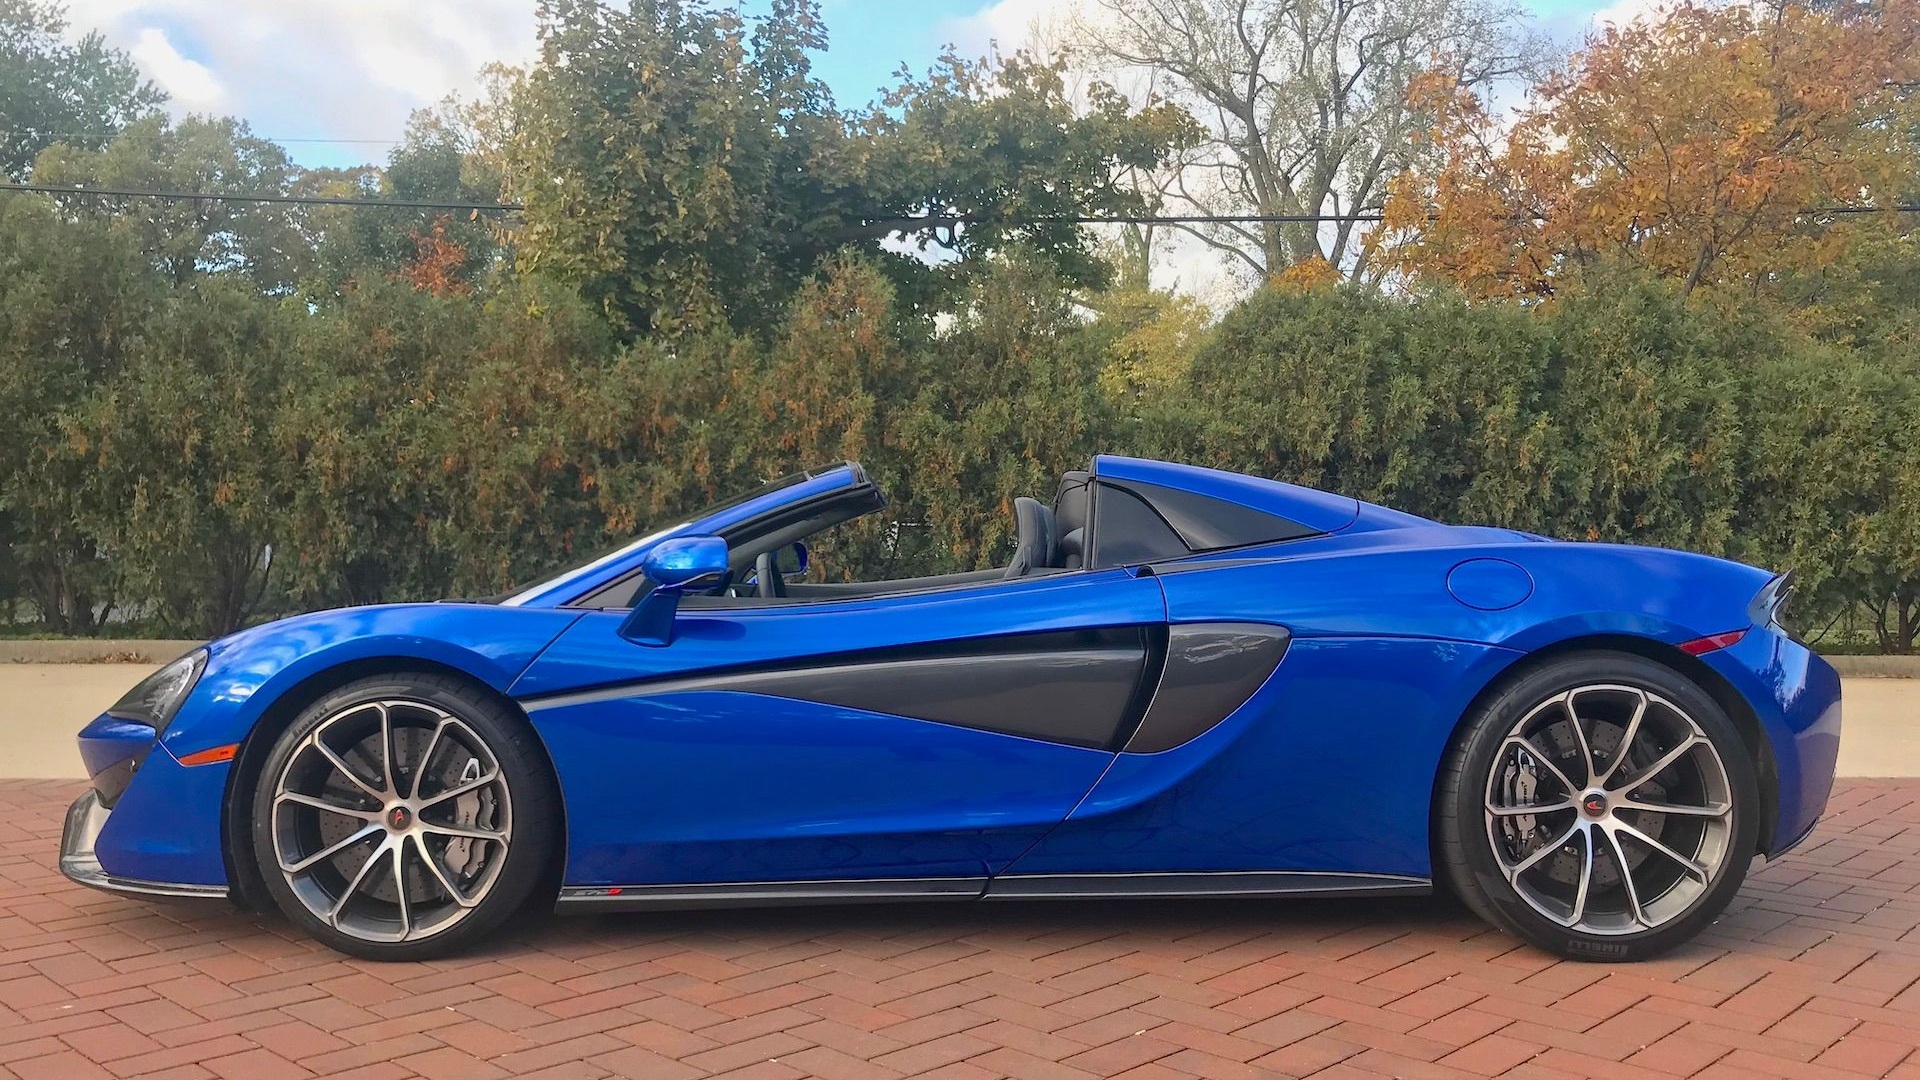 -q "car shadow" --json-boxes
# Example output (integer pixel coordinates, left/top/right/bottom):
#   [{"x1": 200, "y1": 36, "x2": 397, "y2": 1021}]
[{"x1": 499, "y1": 890, "x2": 1491, "y2": 955}]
